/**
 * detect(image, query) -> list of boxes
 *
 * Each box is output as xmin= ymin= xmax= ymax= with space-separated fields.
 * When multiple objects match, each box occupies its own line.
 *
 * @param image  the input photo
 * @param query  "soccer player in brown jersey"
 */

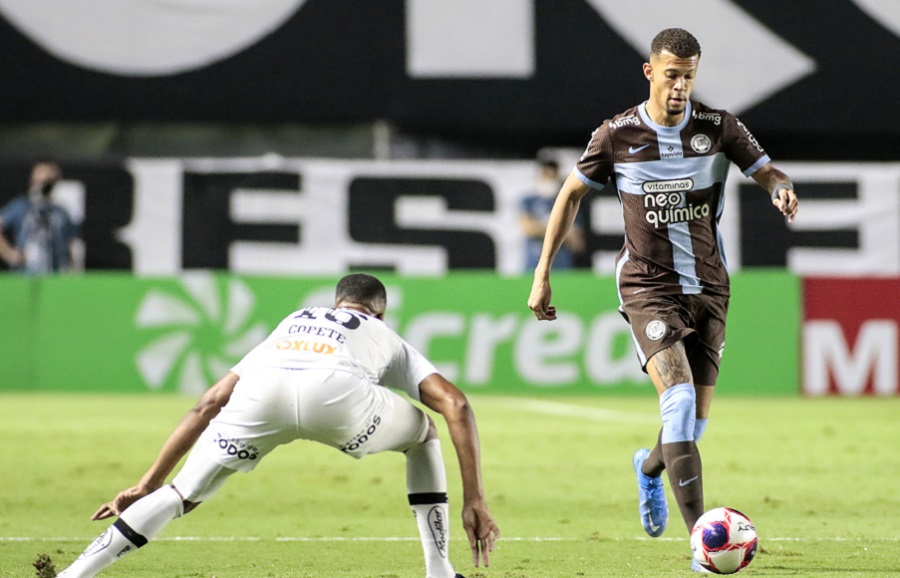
xmin=526 ymin=28 xmax=798 ymax=572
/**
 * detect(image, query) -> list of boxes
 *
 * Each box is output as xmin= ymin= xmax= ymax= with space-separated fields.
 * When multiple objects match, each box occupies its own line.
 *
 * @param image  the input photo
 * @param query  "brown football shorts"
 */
xmin=619 ymin=292 xmax=729 ymax=385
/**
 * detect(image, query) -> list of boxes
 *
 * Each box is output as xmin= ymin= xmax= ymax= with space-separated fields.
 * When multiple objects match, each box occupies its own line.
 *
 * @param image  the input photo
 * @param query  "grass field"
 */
xmin=1 ymin=392 xmax=898 ymax=577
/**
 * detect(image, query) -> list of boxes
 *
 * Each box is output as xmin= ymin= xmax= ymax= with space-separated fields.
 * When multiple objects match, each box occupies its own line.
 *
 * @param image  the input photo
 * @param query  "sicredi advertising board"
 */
xmin=1 ymin=272 xmax=798 ymax=395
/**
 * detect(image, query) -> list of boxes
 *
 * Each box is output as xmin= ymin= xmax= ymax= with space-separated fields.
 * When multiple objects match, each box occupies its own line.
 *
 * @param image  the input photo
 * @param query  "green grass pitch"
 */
xmin=1 ymin=392 xmax=898 ymax=577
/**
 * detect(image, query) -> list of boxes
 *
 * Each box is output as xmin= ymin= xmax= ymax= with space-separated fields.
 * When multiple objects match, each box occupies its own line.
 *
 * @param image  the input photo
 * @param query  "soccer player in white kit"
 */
xmin=55 ymin=273 xmax=499 ymax=578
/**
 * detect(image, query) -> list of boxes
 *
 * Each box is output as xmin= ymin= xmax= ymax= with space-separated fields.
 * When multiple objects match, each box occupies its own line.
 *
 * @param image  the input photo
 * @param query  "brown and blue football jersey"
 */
xmin=576 ymin=100 xmax=769 ymax=300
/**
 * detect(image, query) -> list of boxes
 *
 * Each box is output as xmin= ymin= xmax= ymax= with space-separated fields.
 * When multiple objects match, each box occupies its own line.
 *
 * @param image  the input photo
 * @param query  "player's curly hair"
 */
xmin=335 ymin=273 xmax=387 ymax=314
xmin=650 ymin=28 xmax=701 ymax=58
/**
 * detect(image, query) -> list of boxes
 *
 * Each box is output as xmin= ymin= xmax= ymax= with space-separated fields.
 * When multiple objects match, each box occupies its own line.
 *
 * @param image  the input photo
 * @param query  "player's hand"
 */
xmin=462 ymin=498 xmax=500 ymax=567
xmin=527 ymin=276 xmax=557 ymax=320
xmin=771 ymin=186 xmax=798 ymax=223
xmin=0 ymin=247 xmax=23 ymax=267
xmin=91 ymin=484 xmax=155 ymax=521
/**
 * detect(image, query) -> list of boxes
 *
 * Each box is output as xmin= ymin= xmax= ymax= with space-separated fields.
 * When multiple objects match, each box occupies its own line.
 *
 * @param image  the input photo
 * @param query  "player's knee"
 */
xmin=170 ymin=483 xmax=201 ymax=515
xmin=660 ymin=382 xmax=696 ymax=443
xmin=423 ymin=415 xmax=438 ymax=441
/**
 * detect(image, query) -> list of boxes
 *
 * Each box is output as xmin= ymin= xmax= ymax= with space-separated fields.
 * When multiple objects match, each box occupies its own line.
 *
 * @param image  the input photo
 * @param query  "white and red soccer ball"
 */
xmin=690 ymin=507 xmax=758 ymax=574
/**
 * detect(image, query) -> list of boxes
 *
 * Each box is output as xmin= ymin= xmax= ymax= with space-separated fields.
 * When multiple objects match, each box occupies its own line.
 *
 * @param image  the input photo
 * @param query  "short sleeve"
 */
xmin=229 ymin=326 xmax=281 ymax=377
xmin=380 ymin=341 xmax=438 ymax=401
xmin=722 ymin=113 xmax=770 ymax=176
xmin=575 ymin=125 xmax=613 ymax=190
xmin=230 ymin=358 xmax=246 ymax=377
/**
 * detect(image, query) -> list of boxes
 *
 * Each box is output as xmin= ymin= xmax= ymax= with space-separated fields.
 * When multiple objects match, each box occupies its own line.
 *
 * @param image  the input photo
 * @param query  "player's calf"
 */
xmin=406 ymin=438 xmax=457 ymax=578
xmin=57 ymin=485 xmax=184 ymax=578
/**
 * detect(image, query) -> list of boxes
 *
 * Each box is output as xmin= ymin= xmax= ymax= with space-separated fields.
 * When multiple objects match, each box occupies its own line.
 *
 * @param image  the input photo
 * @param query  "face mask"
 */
xmin=28 ymin=181 xmax=55 ymax=203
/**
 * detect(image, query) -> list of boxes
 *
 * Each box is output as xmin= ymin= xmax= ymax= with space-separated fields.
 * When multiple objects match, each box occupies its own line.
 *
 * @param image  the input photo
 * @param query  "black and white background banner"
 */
xmin=0 ymin=158 xmax=896 ymax=277
xmin=1 ymin=0 xmax=898 ymax=140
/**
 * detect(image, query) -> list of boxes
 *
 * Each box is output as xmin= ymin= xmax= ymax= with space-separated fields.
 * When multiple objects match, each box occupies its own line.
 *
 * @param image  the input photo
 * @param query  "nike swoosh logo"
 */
xmin=678 ymin=475 xmax=700 ymax=487
xmin=648 ymin=520 xmax=660 ymax=533
xmin=628 ymin=144 xmax=650 ymax=154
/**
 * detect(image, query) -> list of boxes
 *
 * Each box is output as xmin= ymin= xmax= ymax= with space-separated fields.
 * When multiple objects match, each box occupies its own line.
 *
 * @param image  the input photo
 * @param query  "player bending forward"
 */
xmin=54 ymin=273 xmax=499 ymax=578
xmin=527 ymin=28 xmax=798 ymax=573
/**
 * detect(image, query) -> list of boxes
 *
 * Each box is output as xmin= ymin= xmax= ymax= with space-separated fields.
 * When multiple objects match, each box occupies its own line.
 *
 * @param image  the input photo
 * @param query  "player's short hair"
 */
xmin=335 ymin=273 xmax=387 ymax=314
xmin=650 ymin=28 xmax=701 ymax=59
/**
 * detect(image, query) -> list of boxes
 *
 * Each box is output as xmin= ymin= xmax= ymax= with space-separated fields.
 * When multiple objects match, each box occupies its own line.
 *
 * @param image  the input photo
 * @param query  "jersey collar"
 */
xmin=638 ymin=100 xmax=693 ymax=134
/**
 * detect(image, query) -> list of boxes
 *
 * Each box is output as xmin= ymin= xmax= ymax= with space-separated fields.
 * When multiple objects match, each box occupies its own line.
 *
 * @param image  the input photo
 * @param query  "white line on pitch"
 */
xmin=1 ymin=536 xmax=563 ymax=543
xmin=502 ymin=398 xmax=658 ymax=423
xmin=4 ymin=536 xmax=897 ymax=543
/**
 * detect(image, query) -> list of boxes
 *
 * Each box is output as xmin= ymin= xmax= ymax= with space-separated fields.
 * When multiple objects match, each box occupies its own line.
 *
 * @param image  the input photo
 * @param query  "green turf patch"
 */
xmin=1 ymin=393 xmax=898 ymax=577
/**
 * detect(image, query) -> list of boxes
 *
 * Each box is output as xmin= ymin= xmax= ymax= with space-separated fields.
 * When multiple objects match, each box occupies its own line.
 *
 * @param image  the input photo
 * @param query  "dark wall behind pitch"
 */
xmin=1 ymin=1 xmax=897 ymax=160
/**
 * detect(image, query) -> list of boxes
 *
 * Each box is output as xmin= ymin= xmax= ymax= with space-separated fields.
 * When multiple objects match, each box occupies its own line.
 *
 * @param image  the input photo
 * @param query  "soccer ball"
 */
xmin=690 ymin=507 xmax=758 ymax=574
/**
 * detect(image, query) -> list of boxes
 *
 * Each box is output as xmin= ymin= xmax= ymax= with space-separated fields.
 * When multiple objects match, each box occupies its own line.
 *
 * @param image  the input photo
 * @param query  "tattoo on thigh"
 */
xmin=649 ymin=345 xmax=692 ymax=387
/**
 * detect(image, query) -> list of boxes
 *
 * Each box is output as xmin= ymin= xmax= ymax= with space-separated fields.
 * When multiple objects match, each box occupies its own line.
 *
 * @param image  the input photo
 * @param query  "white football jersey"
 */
xmin=230 ymin=306 xmax=436 ymax=401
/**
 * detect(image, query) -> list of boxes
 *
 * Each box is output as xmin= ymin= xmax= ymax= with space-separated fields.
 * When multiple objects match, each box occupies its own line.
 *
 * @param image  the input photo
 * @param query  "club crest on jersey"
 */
xmin=646 ymin=320 xmax=666 ymax=341
xmin=690 ymin=133 xmax=712 ymax=154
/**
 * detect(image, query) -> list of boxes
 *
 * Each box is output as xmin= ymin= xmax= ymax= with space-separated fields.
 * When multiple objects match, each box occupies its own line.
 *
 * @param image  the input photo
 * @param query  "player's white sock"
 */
xmin=406 ymin=439 xmax=455 ymax=578
xmin=58 ymin=485 xmax=184 ymax=578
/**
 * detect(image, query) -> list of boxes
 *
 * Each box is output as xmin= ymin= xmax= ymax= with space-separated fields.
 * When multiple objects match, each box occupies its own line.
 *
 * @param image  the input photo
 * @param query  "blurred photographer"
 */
xmin=0 ymin=160 xmax=78 ymax=274
xmin=519 ymin=158 xmax=585 ymax=272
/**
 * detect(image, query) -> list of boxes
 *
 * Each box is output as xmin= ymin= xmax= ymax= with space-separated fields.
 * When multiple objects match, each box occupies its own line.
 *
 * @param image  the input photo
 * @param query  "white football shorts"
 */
xmin=173 ymin=366 xmax=429 ymax=501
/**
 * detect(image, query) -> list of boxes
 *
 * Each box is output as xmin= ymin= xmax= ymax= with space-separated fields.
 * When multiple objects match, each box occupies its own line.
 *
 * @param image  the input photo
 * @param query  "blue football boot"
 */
xmin=632 ymin=448 xmax=668 ymax=537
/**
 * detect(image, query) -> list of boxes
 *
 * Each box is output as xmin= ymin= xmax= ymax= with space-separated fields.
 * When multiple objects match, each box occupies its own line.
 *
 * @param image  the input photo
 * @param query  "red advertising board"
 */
xmin=803 ymin=278 xmax=900 ymax=395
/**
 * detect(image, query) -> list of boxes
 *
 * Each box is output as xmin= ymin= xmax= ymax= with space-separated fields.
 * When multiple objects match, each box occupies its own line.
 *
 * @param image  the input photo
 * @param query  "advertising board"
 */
xmin=803 ymin=278 xmax=899 ymax=395
xmin=0 ymin=272 xmax=798 ymax=395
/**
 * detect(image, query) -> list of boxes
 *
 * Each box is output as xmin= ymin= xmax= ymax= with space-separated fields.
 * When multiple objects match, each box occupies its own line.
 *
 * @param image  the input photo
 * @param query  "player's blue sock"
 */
xmin=694 ymin=417 xmax=708 ymax=442
xmin=660 ymin=383 xmax=696 ymax=443
xmin=406 ymin=439 xmax=455 ymax=578
xmin=659 ymin=384 xmax=705 ymax=531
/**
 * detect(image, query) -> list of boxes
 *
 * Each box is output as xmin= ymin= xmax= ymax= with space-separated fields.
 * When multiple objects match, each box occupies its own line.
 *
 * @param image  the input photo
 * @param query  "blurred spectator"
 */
xmin=519 ymin=158 xmax=585 ymax=271
xmin=0 ymin=160 xmax=78 ymax=274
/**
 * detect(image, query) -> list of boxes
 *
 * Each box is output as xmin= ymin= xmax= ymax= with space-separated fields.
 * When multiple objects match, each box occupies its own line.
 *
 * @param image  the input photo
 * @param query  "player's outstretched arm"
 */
xmin=91 ymin=372 xmax=239 ymax=520
xmin=527 ymin=172 xmax=590 ymax=320
xmin=418 ymin=373 xmax=500 ymax=567
xmin=751 ymin=162 xmax=799 ymax=223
